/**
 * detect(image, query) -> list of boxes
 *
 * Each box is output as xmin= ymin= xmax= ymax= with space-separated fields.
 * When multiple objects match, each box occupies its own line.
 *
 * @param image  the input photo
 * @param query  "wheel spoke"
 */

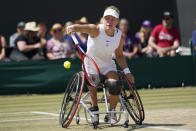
xmin=59 ymin=72 xmax=85 ymax=128
xmin=118 ymin=71 xmax=145 ymax=124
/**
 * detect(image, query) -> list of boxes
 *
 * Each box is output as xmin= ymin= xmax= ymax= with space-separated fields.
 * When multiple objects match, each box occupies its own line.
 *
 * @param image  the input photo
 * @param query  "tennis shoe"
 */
xmin=105 ymin=110 xmax=118 ymax=124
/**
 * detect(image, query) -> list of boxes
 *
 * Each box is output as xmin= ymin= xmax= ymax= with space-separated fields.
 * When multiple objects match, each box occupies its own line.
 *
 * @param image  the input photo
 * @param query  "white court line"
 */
xmin=31 ymin=111 xmax=59 ymax=117
xmin=32 ymin=111 xmax=191 ymax=131
xmin=0 ymin=112 xmax=30 ymax=115
xmin=0 ymin=118 xmax=58 ymax=123
xmin=32 ymin=111 xmax=95 ymax=122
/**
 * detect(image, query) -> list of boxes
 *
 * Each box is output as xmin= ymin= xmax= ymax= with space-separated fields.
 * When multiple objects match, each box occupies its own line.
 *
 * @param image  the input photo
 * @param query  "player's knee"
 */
xmin=105 ymin=80 xmax=122 ymax=95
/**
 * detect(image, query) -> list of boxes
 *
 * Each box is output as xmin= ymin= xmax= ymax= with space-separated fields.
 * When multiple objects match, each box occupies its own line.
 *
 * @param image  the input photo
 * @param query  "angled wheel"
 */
xmin=59 ymin=71 xmax=85 ymax=128
xmin=118 ymin=71 xmax=145 ymax=124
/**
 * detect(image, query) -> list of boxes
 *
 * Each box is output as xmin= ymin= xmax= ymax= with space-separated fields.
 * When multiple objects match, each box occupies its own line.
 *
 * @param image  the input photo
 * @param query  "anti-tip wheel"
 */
xmin=76 ymin=115 xmax=80 ymax=124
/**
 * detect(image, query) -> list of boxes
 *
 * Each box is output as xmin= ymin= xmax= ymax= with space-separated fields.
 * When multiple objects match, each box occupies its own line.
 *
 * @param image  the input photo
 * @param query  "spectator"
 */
xmin=37 ymin=22 xmax=51 ymax=40
xmin=64 ymin=21 xmax=74 ymax=44
xmin=64 ymin=21 xmax=73 ymax=36
xmin=149 ymin=11 xmax=181 ymax=57
xmin=73 ymin=17 xmax=89 ymax=52
xmin=0 ymin=35 xmax=6 ymax=61
xmin=136 ymin=20 xmax=153 ymax=57
xmin=37 ymin=22 xmax=51 ymax=58
xmin=119 ymin=18 xmax=139 ymax=59
xmin=10 ymin=21 xmax=45 ymax=61
xmin=192 ymin=21 xmax=196 ymax=55
xmin=9 ymin=21 xmax=25 ymax=48
xmin=46 ymin=23 xmax=75 ymax=60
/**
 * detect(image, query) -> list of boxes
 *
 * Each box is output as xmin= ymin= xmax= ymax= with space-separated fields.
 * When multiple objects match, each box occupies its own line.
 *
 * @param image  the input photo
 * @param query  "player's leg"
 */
xmin=87 ymin=84 xmax=99 ymax=126
xmin=104 ymin=71 xmax=122 ymax=123
xmin=87 ymin=84 xmax=98 ymax=108
xmin=105 ymin=71 xmax=121 ymax=110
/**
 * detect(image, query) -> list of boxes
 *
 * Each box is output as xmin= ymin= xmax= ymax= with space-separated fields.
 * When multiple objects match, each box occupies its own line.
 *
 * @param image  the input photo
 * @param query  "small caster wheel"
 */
xmin=76 ymin=115 xmax=80 ymax=124
xmin=93 ymin=123 xmax=98 ymax=129
xmin=123 ymin=121 xmax=129 ymax=128
xmin=136 ymin=121 xmax=142 ymax=125
xmin=104 ymin=115 xmax=109 ymax=122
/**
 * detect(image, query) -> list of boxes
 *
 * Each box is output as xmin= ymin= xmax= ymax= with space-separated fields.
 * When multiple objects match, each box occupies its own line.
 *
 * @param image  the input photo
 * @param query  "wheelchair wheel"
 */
xmin=59 ymin=71 xmax=85 ymax=128
xmin=118 ymin=71 xmax=145 ymax=124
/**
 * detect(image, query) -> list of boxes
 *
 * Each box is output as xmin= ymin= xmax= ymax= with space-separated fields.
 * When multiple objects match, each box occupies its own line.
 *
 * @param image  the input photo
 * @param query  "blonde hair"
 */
xmin=105 ymin=5 xmax=120 ymax=15
xmin=138 ymin=26 xmax=152 ymax=43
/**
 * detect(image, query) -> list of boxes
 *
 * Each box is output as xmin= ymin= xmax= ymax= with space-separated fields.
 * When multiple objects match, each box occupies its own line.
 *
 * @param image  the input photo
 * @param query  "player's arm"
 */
xmin=115 ymin=35 xmax=128 ymax=69
xmin=67 ymin=24 xmax=99 ymax=38
xmin=115 ymin=35 xmax=135 ymax=83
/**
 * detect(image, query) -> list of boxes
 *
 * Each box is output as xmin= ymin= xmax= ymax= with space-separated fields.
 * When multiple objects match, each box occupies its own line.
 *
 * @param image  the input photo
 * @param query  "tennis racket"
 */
xmin=71 ymin=34 xmax=101 ymax=87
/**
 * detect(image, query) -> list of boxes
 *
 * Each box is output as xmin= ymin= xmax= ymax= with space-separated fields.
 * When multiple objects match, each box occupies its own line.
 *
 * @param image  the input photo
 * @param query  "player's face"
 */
xmin=103 ymin=15 xmax=119 ymax=30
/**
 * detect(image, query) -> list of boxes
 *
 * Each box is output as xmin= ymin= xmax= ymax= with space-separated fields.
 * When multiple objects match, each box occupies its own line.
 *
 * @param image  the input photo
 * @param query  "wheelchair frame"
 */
xmin=59 ymin=70 xmax=144 ymax=129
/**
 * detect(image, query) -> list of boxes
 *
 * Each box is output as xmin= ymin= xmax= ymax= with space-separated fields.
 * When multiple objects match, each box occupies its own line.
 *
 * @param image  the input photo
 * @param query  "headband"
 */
xmin=103 ymin=9 xmax=119 ymax=18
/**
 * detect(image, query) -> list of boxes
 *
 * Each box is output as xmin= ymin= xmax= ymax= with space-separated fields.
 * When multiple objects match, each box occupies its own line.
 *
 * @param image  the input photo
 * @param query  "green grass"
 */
xmin=0 ymin=87 xmax=196 ymax=131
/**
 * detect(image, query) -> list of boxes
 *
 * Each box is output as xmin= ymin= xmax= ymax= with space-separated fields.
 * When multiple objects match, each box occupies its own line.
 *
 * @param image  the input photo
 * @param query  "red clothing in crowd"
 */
xmin=151 ymin=24 xmax=180 ymax=48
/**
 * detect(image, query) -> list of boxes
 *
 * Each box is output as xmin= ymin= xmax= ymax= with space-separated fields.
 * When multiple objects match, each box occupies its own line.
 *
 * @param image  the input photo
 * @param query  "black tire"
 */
xmin=59 ymin=72 xmax=84 ymax=128
xmin=118 ymin=71 xmax=145 ymax=124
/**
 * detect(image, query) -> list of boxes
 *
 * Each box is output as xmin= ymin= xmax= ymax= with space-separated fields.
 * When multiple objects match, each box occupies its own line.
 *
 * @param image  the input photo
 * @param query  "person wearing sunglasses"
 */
xmin=46 ymin=23 xmax=75 ymax=60
xmin=12 ymin=21 xmax=45 ymax=61
xmin=149 ymin=11 xmax=181 ymax=57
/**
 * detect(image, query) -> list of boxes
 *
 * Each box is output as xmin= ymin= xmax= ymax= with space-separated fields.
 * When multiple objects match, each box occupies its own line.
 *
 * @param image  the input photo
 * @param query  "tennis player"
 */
xmin=67 ymin=5 xmax=135 ymax=123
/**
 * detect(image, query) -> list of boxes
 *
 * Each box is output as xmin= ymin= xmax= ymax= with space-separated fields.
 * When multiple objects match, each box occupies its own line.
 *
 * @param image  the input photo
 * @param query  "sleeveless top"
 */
xmin=86 ymin=24 xmax=122 ymax=69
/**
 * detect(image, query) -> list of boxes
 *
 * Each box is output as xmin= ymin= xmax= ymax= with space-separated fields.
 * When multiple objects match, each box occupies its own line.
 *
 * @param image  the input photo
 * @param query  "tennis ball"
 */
xmin=64 ymin=61 xmax=71 ymax=69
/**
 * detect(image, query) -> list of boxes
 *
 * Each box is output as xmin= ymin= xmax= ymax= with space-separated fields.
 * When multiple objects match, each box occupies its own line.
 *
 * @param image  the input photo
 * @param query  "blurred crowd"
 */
xmin=1 ymin=11 xmax=195 ymax=62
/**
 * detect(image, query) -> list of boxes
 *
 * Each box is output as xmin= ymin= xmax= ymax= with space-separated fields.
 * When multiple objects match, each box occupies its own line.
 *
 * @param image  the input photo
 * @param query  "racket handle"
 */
xmin=71 ymin=35 xmax=79 ymax=45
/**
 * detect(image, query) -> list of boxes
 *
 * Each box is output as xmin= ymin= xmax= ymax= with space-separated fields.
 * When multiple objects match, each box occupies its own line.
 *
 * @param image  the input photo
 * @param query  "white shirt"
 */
xmin=86 ymin=24 xmax=122 ymax=72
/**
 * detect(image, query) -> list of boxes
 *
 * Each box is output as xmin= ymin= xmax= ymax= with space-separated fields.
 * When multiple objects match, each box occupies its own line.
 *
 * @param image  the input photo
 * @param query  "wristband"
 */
xmin=123 ymin=68 xmax=131 ymax=74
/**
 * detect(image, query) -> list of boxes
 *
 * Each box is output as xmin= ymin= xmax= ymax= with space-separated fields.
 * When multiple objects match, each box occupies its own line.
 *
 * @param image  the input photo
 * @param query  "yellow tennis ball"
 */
xmin=64 ymin=61 xmax=71 ymax=69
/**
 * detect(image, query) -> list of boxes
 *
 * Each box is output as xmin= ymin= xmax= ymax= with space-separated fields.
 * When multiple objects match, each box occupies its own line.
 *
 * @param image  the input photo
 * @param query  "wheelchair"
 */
xmin=59 ymin=70 xmax=145 ymax=129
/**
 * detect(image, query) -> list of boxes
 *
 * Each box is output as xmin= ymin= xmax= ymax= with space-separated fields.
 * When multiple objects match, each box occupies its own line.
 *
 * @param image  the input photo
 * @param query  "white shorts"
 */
xmin=100 ymin=62 xmax=117 ymax=75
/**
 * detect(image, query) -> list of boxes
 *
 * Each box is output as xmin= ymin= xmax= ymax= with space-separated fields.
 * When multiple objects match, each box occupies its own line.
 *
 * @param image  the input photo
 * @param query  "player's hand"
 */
xmin=66 ymin=25 xmax=76 ymax=36
xmin=126 ymin=73 xmax=135 ymax=83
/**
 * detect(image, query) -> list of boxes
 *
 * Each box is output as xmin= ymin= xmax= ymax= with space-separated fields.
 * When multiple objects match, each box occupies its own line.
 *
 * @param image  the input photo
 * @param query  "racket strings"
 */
xmin=84 ymin=56 xmax=100 ymax=86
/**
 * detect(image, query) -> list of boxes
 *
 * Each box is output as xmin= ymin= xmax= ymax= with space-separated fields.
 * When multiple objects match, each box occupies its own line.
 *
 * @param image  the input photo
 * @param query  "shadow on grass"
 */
xmin=126 ymin=123 xmax=186 ymax=131
xmin=88 ymin=123 xmax=186 ymax=130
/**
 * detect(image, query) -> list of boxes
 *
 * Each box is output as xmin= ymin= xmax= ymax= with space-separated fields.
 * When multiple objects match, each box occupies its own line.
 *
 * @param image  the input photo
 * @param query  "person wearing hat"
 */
xmin=10 ymin=21 xmax=45 ymax=61
xmin=119 ymin=18 xmax=140 ymax=59
xmin=136 ymin=20 xmax=153 ymax=57
xmin=9 ymin=21 xmax=25 ymax=48
xmin=46 ymin=23 xmax=75 ymax=60
xmin=149 ymin=11 xmax=181 ymax=57
xmin=67 ymin=5 xmax=135 ymax=123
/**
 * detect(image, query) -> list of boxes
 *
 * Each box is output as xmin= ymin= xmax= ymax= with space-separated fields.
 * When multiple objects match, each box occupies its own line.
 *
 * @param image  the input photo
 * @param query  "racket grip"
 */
xmin=71 ymin=35 xmax=79 ymax=45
